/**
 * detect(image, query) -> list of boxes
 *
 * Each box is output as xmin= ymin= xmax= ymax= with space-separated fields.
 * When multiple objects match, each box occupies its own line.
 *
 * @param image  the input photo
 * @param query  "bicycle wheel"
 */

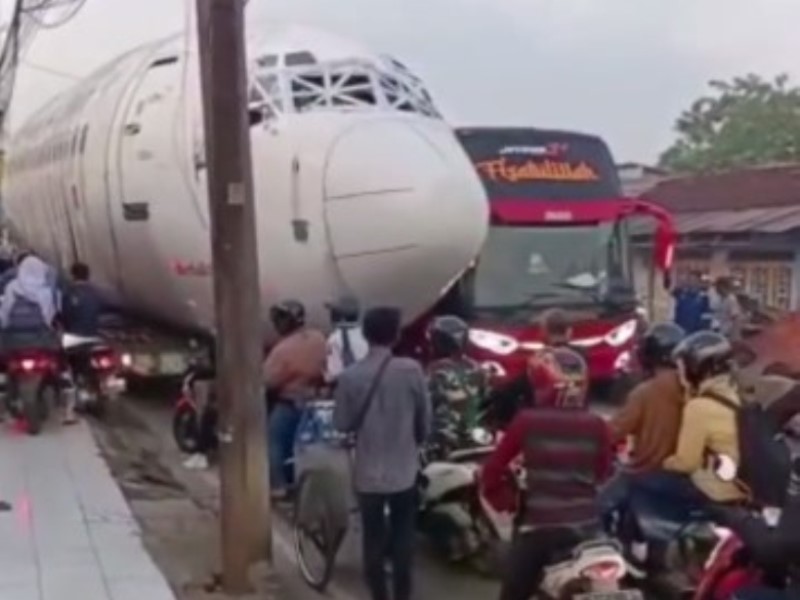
xmin=293 ymin=471 xmax=346 ymax=591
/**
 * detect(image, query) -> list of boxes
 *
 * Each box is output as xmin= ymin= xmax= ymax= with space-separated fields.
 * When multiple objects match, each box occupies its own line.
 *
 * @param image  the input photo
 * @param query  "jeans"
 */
xmin=598 ymin=470 xmax=634 ymax=516
xmin=626 ymin=470 xmax=709 ymax=543
xmin=630 ymin=470 xmax=709 ymax=511
xmin=734 ymin=586 xmax=797 ymax=600
xmin=268 ymin=401 xmax=301 ymax=491
xmin=499 ymin=528 xmax=582 ymax=600
xmin=358 ymin=487 xmax=417 ymax=600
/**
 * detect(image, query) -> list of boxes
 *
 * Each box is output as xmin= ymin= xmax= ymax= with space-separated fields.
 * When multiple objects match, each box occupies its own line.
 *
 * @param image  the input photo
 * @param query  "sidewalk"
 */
xmin=0 ymin=420 xmax=175 ymax=600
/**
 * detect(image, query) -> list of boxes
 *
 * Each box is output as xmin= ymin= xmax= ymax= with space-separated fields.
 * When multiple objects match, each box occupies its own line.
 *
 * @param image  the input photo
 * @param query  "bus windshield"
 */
xmin=465 ymin=223 xmax=635 ymax=320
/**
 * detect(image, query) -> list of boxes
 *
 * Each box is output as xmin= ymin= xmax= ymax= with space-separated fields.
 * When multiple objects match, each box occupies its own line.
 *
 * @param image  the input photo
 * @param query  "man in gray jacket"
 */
xmin=334 ymin=306 xmax=432 ymax=600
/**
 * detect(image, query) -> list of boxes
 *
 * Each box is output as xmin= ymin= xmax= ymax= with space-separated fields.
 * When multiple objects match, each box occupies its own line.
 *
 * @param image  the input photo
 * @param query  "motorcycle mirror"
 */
xmin=714 ymin=454 xmax=737 ymax=482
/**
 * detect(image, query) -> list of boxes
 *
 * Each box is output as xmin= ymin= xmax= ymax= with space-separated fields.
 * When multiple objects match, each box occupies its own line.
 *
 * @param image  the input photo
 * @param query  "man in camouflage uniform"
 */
xmin=426 ymin=315 xmax=489 ymax=452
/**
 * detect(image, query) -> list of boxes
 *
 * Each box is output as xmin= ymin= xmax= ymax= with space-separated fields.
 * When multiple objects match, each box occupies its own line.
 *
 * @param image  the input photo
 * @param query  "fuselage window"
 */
xmin=285 ymin=51 xmax=317 ymax=67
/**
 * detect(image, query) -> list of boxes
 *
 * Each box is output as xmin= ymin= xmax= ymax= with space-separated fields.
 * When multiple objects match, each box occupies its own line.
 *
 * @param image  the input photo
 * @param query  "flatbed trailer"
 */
xmin=98 ymin=312 xmax=211 ymax=382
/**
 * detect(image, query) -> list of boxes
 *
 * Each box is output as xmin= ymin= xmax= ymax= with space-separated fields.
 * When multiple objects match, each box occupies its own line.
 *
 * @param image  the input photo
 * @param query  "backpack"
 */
xmin=704 ymin=390 xmax=792 ymax=507
xmin=339 ymin=326 xmax=356 ymax=369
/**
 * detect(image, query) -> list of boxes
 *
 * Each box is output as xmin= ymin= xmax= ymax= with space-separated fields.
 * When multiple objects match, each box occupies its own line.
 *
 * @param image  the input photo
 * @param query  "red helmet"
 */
xmin=526 ymin=346 xmax=589 ymax=408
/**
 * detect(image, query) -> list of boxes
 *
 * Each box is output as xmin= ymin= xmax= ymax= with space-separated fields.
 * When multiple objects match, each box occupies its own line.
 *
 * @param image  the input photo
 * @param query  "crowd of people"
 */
xmin=245 ymin=283 xmax=800 ymax=600
xmin=7 ymin=246 xmax=794 ymax=600
xmin=672 ymin=269 xmax=745 ymax=340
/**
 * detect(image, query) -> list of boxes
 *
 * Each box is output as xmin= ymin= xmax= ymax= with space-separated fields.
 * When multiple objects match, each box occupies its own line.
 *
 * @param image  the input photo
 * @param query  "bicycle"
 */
xmin=292 ymin=399 xmax=355 ymax=591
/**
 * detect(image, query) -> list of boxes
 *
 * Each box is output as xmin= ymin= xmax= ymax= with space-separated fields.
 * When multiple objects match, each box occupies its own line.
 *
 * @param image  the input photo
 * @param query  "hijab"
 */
xmin=0 ymin=256 xmax=57 ymax=327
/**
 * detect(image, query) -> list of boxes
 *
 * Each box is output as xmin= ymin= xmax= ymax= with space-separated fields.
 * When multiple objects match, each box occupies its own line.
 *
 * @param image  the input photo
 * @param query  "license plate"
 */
xmin=159 ymin=353 xmax=186 ymax=375
xmin=575 ymin=590 xmax=643 ymax=600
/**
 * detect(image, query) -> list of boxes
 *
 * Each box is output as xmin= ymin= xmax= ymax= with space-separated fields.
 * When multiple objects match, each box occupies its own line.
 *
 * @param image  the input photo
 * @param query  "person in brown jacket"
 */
xmin=598 ymin=323 xmax=686 ymax=519
xmin=263 ymin=299 xmax=327 ymax=499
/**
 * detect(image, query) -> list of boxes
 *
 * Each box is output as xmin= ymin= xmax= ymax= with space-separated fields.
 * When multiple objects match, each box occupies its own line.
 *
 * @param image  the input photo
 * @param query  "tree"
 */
xmin=659 ymin=73 xmax=800 ymax=173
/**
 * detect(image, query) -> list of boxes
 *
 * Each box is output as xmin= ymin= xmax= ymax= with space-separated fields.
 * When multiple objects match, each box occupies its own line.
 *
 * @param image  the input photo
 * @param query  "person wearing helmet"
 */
xmin=263 ymin=299 xmax=326 ymax=499
xmin=487 ymin=308 xmax=580 ymax=429
xmin=325 ymin=295 xmax=368 ymax=383
xmin=426 ymin=315 xmax=489 ymax=451
xmin=598 ymin=323 xmax=687 ymax=551
xmin=481 ymin=346 xmax=613 ymax=600
xmin=610 ymin=323 xmax=687 ymax=469
xmin=627 ymin=331 xmax=747 ymax=528
xmin=660 ymin=331 xmax=746 ymax=503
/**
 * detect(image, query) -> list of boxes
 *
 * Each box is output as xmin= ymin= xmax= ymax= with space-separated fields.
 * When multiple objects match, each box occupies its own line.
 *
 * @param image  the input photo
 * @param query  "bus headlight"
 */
xmin=469 ymin=329 xmax=519 ymax=356
xmin=604 ymin=320 xmax=637 ymax=348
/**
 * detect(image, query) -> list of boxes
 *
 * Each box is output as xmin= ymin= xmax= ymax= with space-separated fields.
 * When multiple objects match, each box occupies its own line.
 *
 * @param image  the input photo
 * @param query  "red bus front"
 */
xmin=402 ymin=128 xmax=674 ymax=392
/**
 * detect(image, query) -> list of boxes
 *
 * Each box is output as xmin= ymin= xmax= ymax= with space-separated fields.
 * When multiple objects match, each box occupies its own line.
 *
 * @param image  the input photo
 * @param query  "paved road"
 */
xmin=114 ymin=392 xmax=622 ymax=600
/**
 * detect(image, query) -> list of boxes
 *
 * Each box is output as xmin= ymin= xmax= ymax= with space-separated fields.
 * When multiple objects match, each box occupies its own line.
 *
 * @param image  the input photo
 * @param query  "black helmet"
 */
xmin=637 ymin=323 xmax=686 ymax=373
xmin=327 ymin=296 xmax=360 ymax=324
xmin=270 ymin=299 xmax=306 ymax=336
xmin=672 ymin=331 xmax=734 ymax=388
xmin=427 ymin=315 xmax=469 ymax=359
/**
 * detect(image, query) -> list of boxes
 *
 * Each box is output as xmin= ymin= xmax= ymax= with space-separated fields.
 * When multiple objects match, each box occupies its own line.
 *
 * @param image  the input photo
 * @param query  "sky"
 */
xmin=3 ymin=0 xmax=800 ymax=163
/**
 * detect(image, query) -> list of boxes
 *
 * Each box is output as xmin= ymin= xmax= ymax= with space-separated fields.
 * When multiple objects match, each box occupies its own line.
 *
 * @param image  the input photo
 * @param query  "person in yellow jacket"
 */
xmin=663 ymin=330 xmax=747 ymax=504
xmin=626 ymin=331 xmax=746 ymax=526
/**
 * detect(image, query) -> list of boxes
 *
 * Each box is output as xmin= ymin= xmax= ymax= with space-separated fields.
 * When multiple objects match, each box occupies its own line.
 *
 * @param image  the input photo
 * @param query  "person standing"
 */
xmin=263 ymin=300 xmax=326 ymax=500
xmin=333 ymin=306 xmax=432 ymax=600
xmin=710 ymin=276 xmax=744 ymax=342
xmin=325 ymin=295 xmax=368 ymax=383
xmin=672 ymin=270 xmax=712 ymax=334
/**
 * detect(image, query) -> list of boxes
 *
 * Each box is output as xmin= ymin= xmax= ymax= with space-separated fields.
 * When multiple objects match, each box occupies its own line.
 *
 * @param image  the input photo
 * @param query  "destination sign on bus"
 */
xmin=457 ymin=128 xmax=622 ymax=201
xmin=476 ymin=157 xmax=600 ymax=184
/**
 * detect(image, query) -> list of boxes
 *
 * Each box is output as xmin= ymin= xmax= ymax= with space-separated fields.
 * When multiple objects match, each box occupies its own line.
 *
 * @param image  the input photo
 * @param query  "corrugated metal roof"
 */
xmin=644 ymin=164 xmax=800 ymax=212
xmin=674 ymin=207 xmax=800 ymax=234
xmin=631 ymin=206 xmax=800 ymax=235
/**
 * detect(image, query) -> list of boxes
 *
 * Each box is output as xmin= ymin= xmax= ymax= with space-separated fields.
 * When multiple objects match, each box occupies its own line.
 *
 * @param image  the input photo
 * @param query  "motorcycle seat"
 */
xmin=549 ymin=537 xmax=622 ymax=565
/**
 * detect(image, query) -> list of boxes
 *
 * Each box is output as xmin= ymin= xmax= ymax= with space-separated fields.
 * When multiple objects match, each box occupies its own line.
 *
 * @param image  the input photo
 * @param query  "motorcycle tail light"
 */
xmin=580 ymin=561 xmax=624 ymax=581
xmin=9 ymin=355 xmax=58 ymax=374
xmin=91 ymin=352 xmax=117 ymax=371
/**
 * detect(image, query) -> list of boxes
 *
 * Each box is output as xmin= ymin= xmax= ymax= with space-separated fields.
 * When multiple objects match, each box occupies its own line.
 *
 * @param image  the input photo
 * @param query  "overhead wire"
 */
xmin=0 ymin=0 xmax=89 ymax=132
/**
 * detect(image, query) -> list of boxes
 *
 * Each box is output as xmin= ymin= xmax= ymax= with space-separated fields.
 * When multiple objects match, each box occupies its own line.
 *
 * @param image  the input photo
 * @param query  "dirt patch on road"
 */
xmin=89 ymin=403 xmax=280 ymax=599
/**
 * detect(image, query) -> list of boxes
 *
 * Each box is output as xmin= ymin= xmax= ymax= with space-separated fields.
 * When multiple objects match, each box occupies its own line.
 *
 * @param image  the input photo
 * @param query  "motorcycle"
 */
xmin=62 ymin=334 xmax=125 ymax=417
xmin=172 ymin=367 xmax=215 ymax=454
xmin=606 ymin=455 xmax=748 ymax=597
xmin=540 ymin=539 xmax=639 ymax=600
xmin=692 ymin=525 xmax=763 ymax=600
xmin=5 ymin=347 xmax=61 ymax=435
xmin=475 ymin=446 xmax=638 ymax=597
xmin=418 ymin=426 xmax=509 ymax=573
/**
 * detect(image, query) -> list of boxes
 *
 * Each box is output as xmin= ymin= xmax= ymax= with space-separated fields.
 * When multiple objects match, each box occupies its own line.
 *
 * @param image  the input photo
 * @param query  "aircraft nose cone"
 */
xmin=323 ymin=118 xmax=488 ymax=321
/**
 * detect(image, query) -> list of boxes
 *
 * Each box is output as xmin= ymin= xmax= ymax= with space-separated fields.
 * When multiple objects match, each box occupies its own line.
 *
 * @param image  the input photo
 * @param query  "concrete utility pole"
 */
xmin=194 ymin=0 xmax=271 ymax=593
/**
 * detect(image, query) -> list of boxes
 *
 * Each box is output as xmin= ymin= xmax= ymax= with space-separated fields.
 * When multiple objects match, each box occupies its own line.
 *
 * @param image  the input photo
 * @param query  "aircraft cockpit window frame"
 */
xmin=247 ymin=56 xmax=441 ymax=119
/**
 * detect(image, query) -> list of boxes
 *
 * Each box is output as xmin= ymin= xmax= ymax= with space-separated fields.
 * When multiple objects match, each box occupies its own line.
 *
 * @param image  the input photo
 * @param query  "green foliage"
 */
xmin=659 ymin=74 xmax=800 ymax=173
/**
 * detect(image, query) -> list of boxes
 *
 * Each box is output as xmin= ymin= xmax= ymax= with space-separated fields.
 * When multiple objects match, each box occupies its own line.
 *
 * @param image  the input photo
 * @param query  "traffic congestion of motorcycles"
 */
xmin=170 ymin=299 xmax=800 ymax=600
xmin=0 ymin=241 xmax=797 ymax=600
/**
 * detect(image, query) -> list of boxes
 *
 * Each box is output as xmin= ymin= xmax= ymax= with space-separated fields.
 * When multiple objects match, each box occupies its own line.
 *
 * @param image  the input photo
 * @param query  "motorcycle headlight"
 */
xmin=471 ymin=427 xmax=494 ymax=446
xmin=604 ymin=319 xmax=637 ymax=348
xmin=469 ymin=329 xmax=519 ymax=356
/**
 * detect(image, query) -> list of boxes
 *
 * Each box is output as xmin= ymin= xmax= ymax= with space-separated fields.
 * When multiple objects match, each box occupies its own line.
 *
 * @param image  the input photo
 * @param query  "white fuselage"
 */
xmin=3 ymin=24 xmax=488 ymax=337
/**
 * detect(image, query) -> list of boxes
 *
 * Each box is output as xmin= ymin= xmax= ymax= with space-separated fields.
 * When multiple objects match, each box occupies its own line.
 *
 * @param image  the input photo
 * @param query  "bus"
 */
xmin=415 ymin=127 xmax=676 ymax=391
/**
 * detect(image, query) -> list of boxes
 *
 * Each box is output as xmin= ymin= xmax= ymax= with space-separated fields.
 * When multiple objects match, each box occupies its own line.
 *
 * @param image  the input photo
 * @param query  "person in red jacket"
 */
xmin=481 ymin=346 xmax=613 ymax=600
